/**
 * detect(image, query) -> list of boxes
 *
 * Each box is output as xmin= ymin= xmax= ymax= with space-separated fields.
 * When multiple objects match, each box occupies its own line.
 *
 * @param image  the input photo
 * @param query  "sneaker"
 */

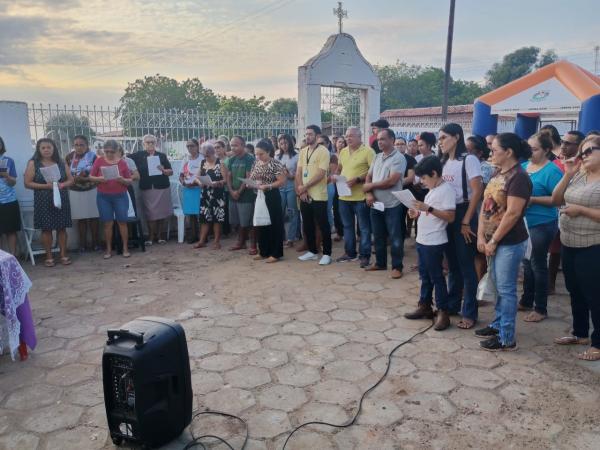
xmin=319 ymin=255 xmax=332 ymax=265
xmin=298 ymin=251 xmax=318 ymax=261
xmin=359 ymin=257 xmax=370 ymax=268
xmin=474 ymin=326 xmax=499 ymax=337
xmin=336 ymin=254 xmax=358 ymax=263
xmin=479 ymin=335 xmax=517 ymax=352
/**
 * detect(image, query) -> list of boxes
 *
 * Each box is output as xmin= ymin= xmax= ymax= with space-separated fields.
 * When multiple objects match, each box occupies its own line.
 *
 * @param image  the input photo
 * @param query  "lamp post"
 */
xmin=441 ymin=0 xmax=456 ymax=122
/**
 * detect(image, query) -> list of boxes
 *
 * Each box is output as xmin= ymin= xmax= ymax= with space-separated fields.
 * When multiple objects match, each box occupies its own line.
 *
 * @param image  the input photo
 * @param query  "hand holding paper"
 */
xmin=40 ymin=164 xmax=61 ymax=183
xmin=198 ymin=175 xmax=214 ymax=186
xmin=147 ymin=155 xmax=162 ymax=176
xmin=372 ymin=201 xmax=385 ymax=212
xmin=239 ymin=177 xmax=260 ymax=189
xmin=100 ymin=165 xmax=120 ymax=180
xmin=335 ymin=175 xmax=352 ymax=197
xmin=391 ymin=189 xmax=416 ymax=209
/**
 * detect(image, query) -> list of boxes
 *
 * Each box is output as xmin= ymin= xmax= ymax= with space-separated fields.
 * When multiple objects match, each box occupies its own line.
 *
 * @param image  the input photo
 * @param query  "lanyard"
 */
xmin=306 ymin=146 xmax=319 ymax=166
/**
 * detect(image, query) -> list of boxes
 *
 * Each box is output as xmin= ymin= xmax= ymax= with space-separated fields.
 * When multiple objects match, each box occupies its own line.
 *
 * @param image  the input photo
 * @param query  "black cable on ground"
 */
xmin=181 ymin=320 xmax=433 ymax=450
xmin=281 ymin=320 xmax=435 ymax=450
xmin=183 ymin=410 xmax=249 ymax=450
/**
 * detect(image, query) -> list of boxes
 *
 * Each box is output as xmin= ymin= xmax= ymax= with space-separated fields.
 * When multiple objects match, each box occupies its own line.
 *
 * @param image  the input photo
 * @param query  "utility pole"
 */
xmin=594 ymin=45 xmax=599 ymax=75
xmin=441 ymin=0 xmax=456 ymax=123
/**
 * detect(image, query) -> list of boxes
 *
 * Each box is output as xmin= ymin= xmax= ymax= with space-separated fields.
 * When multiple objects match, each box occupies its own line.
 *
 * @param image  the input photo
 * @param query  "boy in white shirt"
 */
xmin=404 ymin=156 xmax=456 ymax=330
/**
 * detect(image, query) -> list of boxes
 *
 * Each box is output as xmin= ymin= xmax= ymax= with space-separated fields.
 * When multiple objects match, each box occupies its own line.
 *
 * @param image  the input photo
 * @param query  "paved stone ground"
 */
xmin=1 ymin=235 xmax=599 ymax=450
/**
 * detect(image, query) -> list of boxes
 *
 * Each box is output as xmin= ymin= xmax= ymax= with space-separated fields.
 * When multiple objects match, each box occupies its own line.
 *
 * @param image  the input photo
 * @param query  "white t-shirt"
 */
xmin=442 ymin=154 xmax=482 ymax=204
xmin=416 ymin=181 xmax=456 ymax=246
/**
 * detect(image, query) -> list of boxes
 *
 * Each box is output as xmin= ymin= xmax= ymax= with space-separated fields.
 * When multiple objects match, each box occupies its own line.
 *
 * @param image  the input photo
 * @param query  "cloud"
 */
xmin=0 ymin=0 xmax=80 ymax=11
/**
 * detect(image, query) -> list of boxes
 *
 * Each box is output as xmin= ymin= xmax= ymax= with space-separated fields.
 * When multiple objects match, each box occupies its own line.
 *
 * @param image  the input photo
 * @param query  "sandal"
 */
xmin=457 ymin=318 xmax=476 ymax=329
xmin=122 ymin=252 xmax=131 ymax=258
xmin=157 ymin=239 xmax=167 ymax=245
xmin=554 ymin=335 xmax=590 ymax=345
xmin=248 ymin=247 xmax=258 ymax=256
xmin=193 ymin=242 xmax=207 ymax=249
xmin=518 ymin=303 xmax=533 ymax=312
xmin=60 ymin=257 xmax=72 ymax=265
xmin=524 ymin=311 xmax=547 ymax=322
xmin=144 ymin=240 xmax=153 ymax=246
xmin=103 ymin=253 xmax=112 ymax=259
xmin=577 ymin=347 xmax=600 ymax=361
xmin=265 ymin=256 xmax=279 ymax=263
xmin=253 ymin=255 xmax=265 ymax=261
xmin=44 ymin=259 xmax=55 ymax=267
xmin=229 ymin=244 xmax=246 ymax=251
xmin=212 ymin=243 xmax=221 ymax=250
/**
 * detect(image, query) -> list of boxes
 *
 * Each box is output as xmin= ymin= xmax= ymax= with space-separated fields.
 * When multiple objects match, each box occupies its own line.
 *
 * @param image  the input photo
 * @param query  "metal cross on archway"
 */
xmin=333 ymin=1 xmax=347 ymax=34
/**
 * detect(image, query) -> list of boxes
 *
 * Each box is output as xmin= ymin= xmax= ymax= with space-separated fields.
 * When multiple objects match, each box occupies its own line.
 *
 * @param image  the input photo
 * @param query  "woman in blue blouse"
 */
xmin=519 ymin=131 xmax=563 ymax=321
xmin=0 ymin=136 xmax=21 ymax=255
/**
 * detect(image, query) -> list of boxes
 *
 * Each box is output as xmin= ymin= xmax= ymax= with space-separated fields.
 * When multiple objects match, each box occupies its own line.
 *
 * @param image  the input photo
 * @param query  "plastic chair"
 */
xmin=167 ymin=180 xmax=185 ymax=243
xmin=19 ymin=203 xmax=60 ymax=266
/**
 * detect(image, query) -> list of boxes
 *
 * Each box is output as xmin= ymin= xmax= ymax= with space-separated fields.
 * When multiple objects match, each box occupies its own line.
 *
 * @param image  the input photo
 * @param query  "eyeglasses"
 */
xmin=186 ymin=145 xmax=197 ymax=148
xmin=560 ymin=139 xmax=578 ymax=146
xmin=104 ymin=150 xmax=116 ymax=154
xmin=580 ymin=147 xmax=600 ymax=158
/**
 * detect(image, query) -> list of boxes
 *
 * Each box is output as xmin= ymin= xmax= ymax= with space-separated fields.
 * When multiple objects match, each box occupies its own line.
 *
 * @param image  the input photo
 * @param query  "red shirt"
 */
xmin=90 ymin=158 xmax=131 ymax=194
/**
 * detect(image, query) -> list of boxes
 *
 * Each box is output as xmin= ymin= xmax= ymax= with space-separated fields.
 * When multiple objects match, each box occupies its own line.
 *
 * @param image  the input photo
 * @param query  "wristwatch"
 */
xmin=427 ymin=206 xmax=434 ymax=213
xmin=489 ymin=237 xmax=498 ymax=245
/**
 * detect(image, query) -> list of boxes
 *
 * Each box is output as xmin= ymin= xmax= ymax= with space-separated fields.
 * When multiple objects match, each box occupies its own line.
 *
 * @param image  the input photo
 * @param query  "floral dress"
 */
xmin=199 ymin=158 xmax=226 ymax=224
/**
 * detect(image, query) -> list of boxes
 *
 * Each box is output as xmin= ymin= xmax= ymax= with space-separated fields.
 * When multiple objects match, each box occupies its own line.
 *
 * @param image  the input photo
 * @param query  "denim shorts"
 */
xmin=96 ymin=191 xmax=129 ymax=222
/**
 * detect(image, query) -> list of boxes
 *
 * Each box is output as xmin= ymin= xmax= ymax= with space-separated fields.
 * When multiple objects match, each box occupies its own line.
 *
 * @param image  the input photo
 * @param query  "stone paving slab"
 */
xmin=0 ymin=235 xmax=599 ymax=449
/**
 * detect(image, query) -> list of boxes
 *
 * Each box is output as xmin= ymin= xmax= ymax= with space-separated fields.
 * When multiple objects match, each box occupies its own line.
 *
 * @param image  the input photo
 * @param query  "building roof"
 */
xmin=381 ymin=104 xmax=473 ymax=118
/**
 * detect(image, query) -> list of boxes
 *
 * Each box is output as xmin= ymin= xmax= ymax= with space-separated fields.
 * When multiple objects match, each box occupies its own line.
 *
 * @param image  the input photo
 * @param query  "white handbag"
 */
xmin=477 ymin=258 xmax=497 ymax=302
xmin=253 ymin=190 xmax=271 ymax=226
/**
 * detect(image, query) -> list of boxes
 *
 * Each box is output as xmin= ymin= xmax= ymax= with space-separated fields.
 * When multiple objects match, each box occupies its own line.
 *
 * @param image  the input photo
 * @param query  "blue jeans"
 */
xmin=97 ymin=191 xmax=129 ymax=222
xmin=417 ymin=243 xmax=448 ymax=310
xmin=327 ymin=183 xmax=335 ymax=229
xmin=446 ymin=203 xmax=479 ymax=321
xmin=489 ymin=241 xmax=528 ymax=346
xmin=520 ymin=220 xmax=558 ymax=314
xmin=280 ymin=183 xmax=298 ymax=242
xmin=370 ymin=205 xmax=404 ymax=270
xmin=339 ymin=199 xmax=371 ymax=259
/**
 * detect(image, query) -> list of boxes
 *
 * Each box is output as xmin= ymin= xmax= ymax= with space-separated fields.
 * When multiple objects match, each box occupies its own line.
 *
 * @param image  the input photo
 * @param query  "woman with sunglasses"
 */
xmin=180 ymin=139 xmax=203 ymax=243
xmin=552 ymin=135 xmax=600 ymax=361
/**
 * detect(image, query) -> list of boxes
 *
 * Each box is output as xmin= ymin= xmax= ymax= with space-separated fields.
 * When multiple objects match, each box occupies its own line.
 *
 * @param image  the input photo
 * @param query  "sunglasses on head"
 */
xmin=580 ymin=146 xmax=600 ymax=158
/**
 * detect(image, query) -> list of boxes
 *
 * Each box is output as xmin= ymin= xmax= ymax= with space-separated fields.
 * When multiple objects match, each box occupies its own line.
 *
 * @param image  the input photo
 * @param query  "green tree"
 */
xmin=485 ymin=47 xmax=558 ymax=89
xmin=45 ymin=113 xmax=95 ymax=155
xmin=268 ymin=98 xmax=298 ymax=115
xmin=118 ymin=74 xmax=219 ymax=113
xmin=217 ymin=96 xmax=270 ymax=114
xmin=375 ymin=62 xmax=487 ymax=111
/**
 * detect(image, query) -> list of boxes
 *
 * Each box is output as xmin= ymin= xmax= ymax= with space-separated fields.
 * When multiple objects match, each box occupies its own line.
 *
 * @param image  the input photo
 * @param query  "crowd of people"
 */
xmin=0 ymin=122 xmax=599 ymax=360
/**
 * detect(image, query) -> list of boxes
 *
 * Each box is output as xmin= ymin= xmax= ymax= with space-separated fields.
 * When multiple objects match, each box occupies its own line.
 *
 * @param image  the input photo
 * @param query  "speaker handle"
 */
xmin=107 ymin=329 xmax=145 ymax=349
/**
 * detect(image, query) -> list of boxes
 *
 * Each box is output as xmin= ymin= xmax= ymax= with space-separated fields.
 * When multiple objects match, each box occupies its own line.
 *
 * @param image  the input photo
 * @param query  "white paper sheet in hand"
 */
xmin=373 ymin=202 xmax=385 ymax=211
xmin=239 ymin=177 xmax=260 ymax=189
xmin=391 ymin=189 xmax=416 ymax=208
xmin=40 ymin=164 xmax=61 ymax=183
xmin=147 ymin=155 xmax=162 ymax=176
xmin=100 ymin=165 xmax=120 ymax=180
xmin=198 ymin=175 xmax=213 ymax=186
xmin=0 ymin=159 xmax=7 ymax=170
xmin=335 ymin=175 xmax=352 ymax=197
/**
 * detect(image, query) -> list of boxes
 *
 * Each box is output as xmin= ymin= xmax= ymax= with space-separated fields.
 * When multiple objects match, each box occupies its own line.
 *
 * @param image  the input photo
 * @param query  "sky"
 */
xmin=0 ymin=0 xmax=598 ymax=107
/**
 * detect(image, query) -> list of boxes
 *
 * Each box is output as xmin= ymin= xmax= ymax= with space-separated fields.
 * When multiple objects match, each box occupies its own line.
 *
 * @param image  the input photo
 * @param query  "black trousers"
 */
xmin=563 ymin=244 xmax=600 ymax=348
xmin=257 ymin=189 xmax=284 ymax=258
xmin=300 ymin=200 xmax=332 ymax=256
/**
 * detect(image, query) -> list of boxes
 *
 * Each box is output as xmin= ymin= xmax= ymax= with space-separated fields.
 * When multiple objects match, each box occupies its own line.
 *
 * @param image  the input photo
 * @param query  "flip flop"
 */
xmin=144 ymin=240 xmax=153 ymax=246
xmin=248 ymin=248 xmax=258 ymax=256
xmin=44 ymin=259 xmax=55 ymax=267
xmin=193 ymin=242 xmax=207 ymax=249
xmin=122 ymin=252 xmax=131 ymax=258
xmin=577 ymin=347 xmax=600 ymax=361
xmin=265 ymin=256 xmax=279 ymax=263
xmin=229 ymin=244 xmax=246 ymax=251
xmin=60 ymin=257 xmax=72 ymax=265
xmin=457 ymin=319 xmax=476 ymax=329
xmin=554 ymin=335 xmax=590 ymax=345
xmin=103 ymin=253 xmax=112 ymax=259
xmin=524 ymin=311 xmax=547 ymax=322
xmin=158 ymin=239 xmax=167 ymax=245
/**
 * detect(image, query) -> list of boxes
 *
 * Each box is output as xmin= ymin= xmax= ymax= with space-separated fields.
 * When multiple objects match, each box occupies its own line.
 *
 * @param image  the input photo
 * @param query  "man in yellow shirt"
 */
xmin=335 ymin=126 xmax=375 ymax=267
xmin=295 ymin=125 xmax=332 ymax=265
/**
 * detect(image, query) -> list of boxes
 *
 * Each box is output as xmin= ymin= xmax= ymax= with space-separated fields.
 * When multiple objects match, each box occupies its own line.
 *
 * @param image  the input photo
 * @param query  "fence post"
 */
xmin=0 ymin=101 xmax=34 ymax=205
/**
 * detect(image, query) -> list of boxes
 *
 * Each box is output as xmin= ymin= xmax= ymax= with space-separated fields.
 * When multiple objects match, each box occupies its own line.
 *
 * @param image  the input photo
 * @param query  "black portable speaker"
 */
xmin=102 ymin=316 xmax=193 ymax=448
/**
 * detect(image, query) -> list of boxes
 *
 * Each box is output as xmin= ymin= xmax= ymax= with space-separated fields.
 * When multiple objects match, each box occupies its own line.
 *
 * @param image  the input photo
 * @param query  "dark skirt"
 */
xmin=0 ymin=201 xmax=21 ymax=233
xmin=33 ymin=189 xmax=72 ymax=231
xmin=257 ymin=189 xmax=284 ymax=258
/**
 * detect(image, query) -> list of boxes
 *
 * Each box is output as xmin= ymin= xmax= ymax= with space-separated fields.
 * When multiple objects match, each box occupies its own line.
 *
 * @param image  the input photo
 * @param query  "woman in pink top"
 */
xmin=89 ymin=140 xmax=132 ymax=258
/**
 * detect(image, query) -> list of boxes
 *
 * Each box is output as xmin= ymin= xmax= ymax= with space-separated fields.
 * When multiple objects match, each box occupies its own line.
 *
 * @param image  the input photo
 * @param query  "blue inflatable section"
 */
xmin=514 ymin=114 xmax=539 ymax=139
xmin=472 ymin=101 xmax=498 ymax=137
xmin=579 ymin=94 xmax=600 ymax=134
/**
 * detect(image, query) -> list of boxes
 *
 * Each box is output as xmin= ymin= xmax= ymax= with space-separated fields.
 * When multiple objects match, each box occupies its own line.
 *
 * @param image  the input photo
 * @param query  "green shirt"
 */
xmin=226 ymin=153 xmax=256 ymax=203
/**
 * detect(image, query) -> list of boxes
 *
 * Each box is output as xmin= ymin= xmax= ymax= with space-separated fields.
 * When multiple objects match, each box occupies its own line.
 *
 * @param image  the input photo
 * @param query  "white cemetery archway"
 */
xmin=297 ymin=32 xmax=381 ymax=140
